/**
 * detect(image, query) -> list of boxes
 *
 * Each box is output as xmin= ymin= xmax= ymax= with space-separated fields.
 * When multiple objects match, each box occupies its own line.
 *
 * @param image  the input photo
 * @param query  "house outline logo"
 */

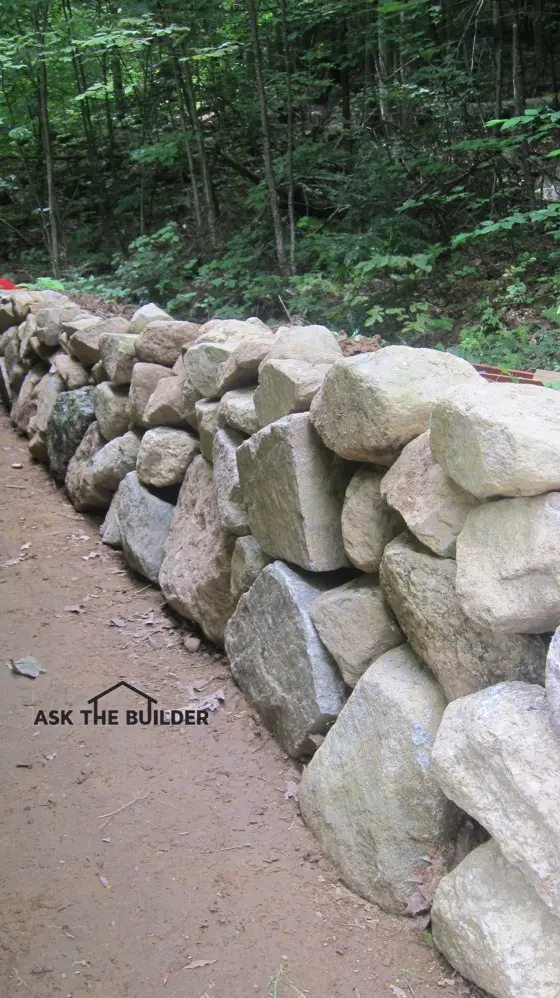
xmin=33 ymin=679 xmax=210 ymax=728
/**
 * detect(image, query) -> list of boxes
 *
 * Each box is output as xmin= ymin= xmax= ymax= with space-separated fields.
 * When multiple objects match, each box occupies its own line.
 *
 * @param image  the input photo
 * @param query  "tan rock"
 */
xmin=341 ymin=468 xmax=402 ymax=572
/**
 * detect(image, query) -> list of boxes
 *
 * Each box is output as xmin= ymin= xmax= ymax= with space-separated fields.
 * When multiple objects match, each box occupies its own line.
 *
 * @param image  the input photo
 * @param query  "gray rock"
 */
xmin=432 ymin=681 xmax=560 ymax=917
xmin=114 ymin=471 xmax=175 ymax=583
xmin=159 ymin=455 xmax=237 ymax=645
xmin=29 ymin=372 xmax=65 ymax=437
xmin=310 ymin=576 xmax=404 ymax=687
xmin=341 ymin=467 xmax=403 ymax=572
xmin=128 ymin=362 xmax=172 ymax=427
xmin=236 ymin=413 xmax=351 ymax=572
xmin=225 ymin=561 xmax=345 ymax=757
xmin=100 ymin=494 xmax=122 ymax=548
xmin=261 ymin=324 xmax=343 ymax=365
xmin=99 ymin=332 xmax=139 ymax=384
xmin=230 ymin=535 xmax=272 ymax=602
xmin=93 ymin=382 xmax=130 ymax=440
xmin=380 ymin=533 xmax=546 ymax=701
xmin=215 ymin=337 xmax=274 ymax=393
xmin=50 ymin=351 xmax=90 ymax=389
xmin=136 ymin=427 xmax=200 ymax=487
xmin=69 ymin=315 xmax=130 ymax=367
xmin=135 ymin=319 xmax=200 ymax=366
xmin=196 ymin=317 xmax=270 ymax=343
xmin=10 ymin=366 xmax=43 ymax=435
xmin=144 ymin=373 xmax=189 ymax=428
xmin=432 ymin=839 xmax=560 ymax=998
xmin=456 ymin=493 xmax=560 ymax=634
xmin=60 ymin=309 xmax=100 ymax=337
xmin=218 ymin=388 xmax=259 ymax=435
xmin=0 ymin=358 xmax=12 ymax=409
xmin=212 ymin=428 xmax=250 ymax=535
xmin=430 ymin=380 xmax=560 ymax=498
xmin=0 ymin=299 xmax=17 ymax=333
xmin=90 ymin=360 xmax=108 ymax=384
xmin=299 ymin=645 xmax=459 ymax=913
xmin=254 ymin=359 xmax=332 ymax=427
xmin=546 ymin=628 xmax=560 ymax=735
xmin=65 ymin=422 xmax=113 ymax=511
xmin=310 ymin=346 xmax=480 ymax=465
xmin=91 ymin=430 xmax=142 ymax=492
xmin=46 ymin=387 xmax=96 ymax=481
xmin=184 ymin=341 xmax=240 ymax=398
xmin=195 ymin=399 xmax=221 ymax=462
xmin=129 ymin=302 xmax=172 ymax=333
xmin=381 ymin=431 xmax=478 ymax=557
xmin=182 ymin=368 xmax=204 ymax=429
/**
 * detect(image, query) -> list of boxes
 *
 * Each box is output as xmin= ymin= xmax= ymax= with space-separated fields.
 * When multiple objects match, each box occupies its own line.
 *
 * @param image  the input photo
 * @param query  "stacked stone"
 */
xmin=2 ymin=287 xmax=560 ymax=998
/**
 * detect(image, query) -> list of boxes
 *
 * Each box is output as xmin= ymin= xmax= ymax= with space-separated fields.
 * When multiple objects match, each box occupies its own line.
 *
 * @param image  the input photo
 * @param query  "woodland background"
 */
xmin=1 ymin=0 xmax=560 ymax=369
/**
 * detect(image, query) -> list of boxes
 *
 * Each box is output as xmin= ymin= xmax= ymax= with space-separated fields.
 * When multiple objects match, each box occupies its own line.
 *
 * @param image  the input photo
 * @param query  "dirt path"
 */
xmin=0 ymin=411 xmax=474 ymax=998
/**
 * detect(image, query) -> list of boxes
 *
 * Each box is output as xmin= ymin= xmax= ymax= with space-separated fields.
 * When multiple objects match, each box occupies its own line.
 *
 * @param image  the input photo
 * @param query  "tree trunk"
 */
xmin=32 ymin=10 xmax=61 ymax=276
xmin=246 ymin=0 xmax=288 ymax=276
xmin=181 ymin=60 xmax=218 ymax=247
xmin=512 ymin=2 xmax=536 ymax=209
xmin=280 ymin=0 xmax=296 ymax=274
xmin=377 ymin=1 xmax=392 ymax=139
xmin=169 ymin=49 xmax=203 ymax=235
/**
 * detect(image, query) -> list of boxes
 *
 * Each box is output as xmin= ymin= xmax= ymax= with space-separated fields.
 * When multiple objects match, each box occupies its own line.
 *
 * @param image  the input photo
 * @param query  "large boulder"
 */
xmin=69 ymin=315 xmax=130 ymax=367
xmin=224 ymin=561 xmax=345 ymax=757
xmin=261 ymin=324 xmax=342 ymax=365
xmin=196 ymin=317 xmax=270 ymax=343
xmin=50 ymin=351 xmax=90 ymax=390
xmin=254 ymin=359 xmax=332 ymax=427
xmin=341 ymin=468 xmax=403 ymax=572
xmin=184 ymin=341 xmax=246 ymax=398
xmin=430 ymin=380 xmax=560 ymax=498
xmin=310 ymin=576 xmax=404 ymax=687
xmin=99 ymin=332 xmax=139 ymax=384
xmin=159 ymin=455 xmax=237 ymax=645
xmin=93 ymin=382 xmax=129 ymax=440
xmin=195 ymin=399 xmax=220 ymax=462
xmin=215 ymin=336 xmax=274 ymax=394
xmin=46 ymin=387 xmax=96 ymax=481
xmin=299 ymin=645 xmax=459 ymax=913
xmin=27 ymin=372 xmax=65 ymax=461
xmin=236 ymin=413 xmax=351 ymax=572
xmin=91 ymin=430 xmax=142 ymax=493
xmin=310 ymin=346 xmax=480 ymax=465
xmin=143 ymin=373 xmax=189 ymax=428
xmin=182 ymin=368 xmax=204 ymax=429
xmin=381 ymin=431 xmax=478 ymax=557
xmin=113 ymin=471 xmax=175 ymax=583
xmin=10 ymin=366 xmax=43 ymax=435
xmin=230 ymin=535 xmax=272 ymax=602
xmin=65 ymin=423 xmax=112 ymax=510
xmin=129 ymin=302 xmax=172 ymax=333
xmin=456 ymin=492 xmax=560 ymax=633
xmin=432 ymin=681 xmax=560 ymax=917
xmin=212 ymin=428 xmax=250 ymax=536
xmin=432 ymin=839 xmax=560 ymax=998
xmin=546 ymin=628 xmax=560 ymax=735
xmin=380 ymin=534 xmax=546 ymax=701
xmin=135 ymin=319 xmax=200 ymax=366
xmin=217 ymin=387 xmax=259 ymax=436
xmin=127 ymin=362 xmax=172 ymax=427
xmin=136 ymin=427 xmax=199 ymax=487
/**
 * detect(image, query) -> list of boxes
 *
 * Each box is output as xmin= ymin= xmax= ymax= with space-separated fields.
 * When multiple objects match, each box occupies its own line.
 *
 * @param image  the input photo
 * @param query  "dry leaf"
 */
xmin=11 ymin=462 xmax=23 ymax=469
xmin=20 ymin=542 xmax=31 ymax=550
xmin=162 ymin=971 xmax=169 ymax=986
xmin=184 ymin=959 xmax=217 ymax=970
xmin=389 ymin=987 xmax=407 ymax=998
xmin=64 ymin=604 xmax=86 ymax=614
xmin=284 ymin=780 xmax=299 ymax=801
xmin=99 ymin=874 xmax=111 ymax=889
xmin=109 ymin=618 xmax=127 ymax=628
xmin=82 ymin=551 xmax=100 ymax=561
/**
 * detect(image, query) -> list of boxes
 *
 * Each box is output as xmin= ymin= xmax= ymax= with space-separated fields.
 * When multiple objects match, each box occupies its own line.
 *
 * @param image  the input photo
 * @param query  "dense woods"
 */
xmin=1 ymin=0 xmax=560 ymax=368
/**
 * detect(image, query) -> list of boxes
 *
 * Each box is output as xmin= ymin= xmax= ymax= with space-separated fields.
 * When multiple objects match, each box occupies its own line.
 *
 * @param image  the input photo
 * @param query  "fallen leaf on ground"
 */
xmin=389 ymin=987 xmax=407 ymax=998
xmin=11 ymin=462 xmax=23 ymax=469
xmin=98 ymin=874 xmax=111 ymax=889
xmin=64 ymin=605 xmax=86 ymax=614
xmin=8 ymin=656 xmax=46 ymax=679
xmin=20 ymin=542 xmax=31 ymax=550
xmin=109 ymin=618 xmax=127 ymax=628
xmin=284 ymin=780 xmax=299 ymax=801
xmin=82 ymin=551 xmax=100 ymax=561
xmin=162 ymin=971 xmax=169 ymax=986
xmin=184 ymin=960 xmax=217 ymax=970
xmin=190 ymin=689 xmax=225 ymax=712
xmin=3 ymin=552 xmax=34 ymax=567
xmin=44 ymin=753 xmax=56 ymax=761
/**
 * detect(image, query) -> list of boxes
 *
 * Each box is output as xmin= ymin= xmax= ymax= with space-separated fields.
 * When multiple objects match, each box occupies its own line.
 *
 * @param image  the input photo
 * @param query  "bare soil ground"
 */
xmin=0 ymin=411 xmax=479 ymax=998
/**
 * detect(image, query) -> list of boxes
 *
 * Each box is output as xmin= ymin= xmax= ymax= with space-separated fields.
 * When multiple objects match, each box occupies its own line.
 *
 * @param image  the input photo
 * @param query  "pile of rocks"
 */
xmin=2 ymin=286 xmax=559 ymax=998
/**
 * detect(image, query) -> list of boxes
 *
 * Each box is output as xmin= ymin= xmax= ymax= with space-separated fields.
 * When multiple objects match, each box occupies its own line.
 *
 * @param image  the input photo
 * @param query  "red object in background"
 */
xmin=0 ymin=278 xmax=20 ymax=290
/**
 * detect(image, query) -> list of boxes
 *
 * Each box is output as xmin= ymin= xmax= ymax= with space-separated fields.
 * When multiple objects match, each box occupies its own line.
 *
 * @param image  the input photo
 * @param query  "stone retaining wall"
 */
xmin=2 ymin=287 xmax=560 ymax=998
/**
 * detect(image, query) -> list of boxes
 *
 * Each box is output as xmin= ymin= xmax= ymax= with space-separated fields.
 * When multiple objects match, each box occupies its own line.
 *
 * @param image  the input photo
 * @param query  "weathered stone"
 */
xmin=100 ymin=493 xmax=122 ymax=548
xmin=215 ymin=337 xmax=274 ymax=394
xmin=114 ymin=471 xmax=175 ymax=583
xmin=127 ymin=362 xmax=172 ymax=427
xmin=310 ymin=577 xmax=404 ymax=687
xmin=159 ymin=455 xmax=237 ymax=645
xmin=93 ymin=382 xmax=130 ymax=440
xmin=69 ymin=315 xmax=129 ymax=367
xmin=311 ymin=346 xmax=480 ymax=465
xmin=90 ymin=360 xmax=107 ymax=384
xmin=380 ymin=533 xmax=546 ymax=701
xmin=91 ymin=430 xmax=142 ymax=493
xmin=299 ymin=644 xmax=459 ymax=912
xmin=18 ymin=313 xmax=38 ymax=359
xmin=0 ymin=358 xmax=12 ymax=409
xmin=65 ymin=423 xmax=113 ymax=511
xmin=546 ymin=628 xmax=560 ymax=735
xmin=237 ymin=413 xmax=351 ymax=572
xmin=0 ymin=299 xmax=17 ymax=333
xmin=28 ymin=431 xmax=47 ymax=462
xmin=230 ymin=535 xmax=272 ymax=602
xmin=136 ymin=319 xmax=200 ymax=366
xmin=46 ymin=387 xmax=96 ymax=481
xmin=144 ymin=373 xmax=189 ymax=428
xmin=195 ymin=399 xmax=220 ymax=462
xmin=430 ymin=380 xmax=560 ymax=498
xmin=218 ymin=388 xmax=259 ymax=435
xmin=184 ymin=341 xmax=239 ymax=398
xmin=129 ymin=302 xmax=172 ymax=333
xmin=136 ymin=427 xmax=200 ymax=487
xmin=196 ymin=317 xmax=270 ymax=343
xmin=380 ymin=431 xmax=478 ymax=557
xmin=0 ymin=325 xmax=18 ymax=355
xmin=254 ymin=359 xmax=332 ymax=427
xmin=432 ymin=681 xmax=560 ymax=918
xmin=432 ymin=839 xmax=560 ymax=998
xmin=456 ymin=492 xmax=560 ymax=633
xmin=60 ymin=309 xmax=100 ymax=337
xmin=10 ymin=366 xmax=43 ymax=435
xmin=212 ymin=428 xmax=250 ymax=536
xmin=4 ymin=335 xmax=28 ymax=391
xmin=182 ymin=369 xmax=204 ymax=429
xmin=225 ymin=561 xmax=345 ymax=757
xmin=27 ymin=372 xmax=65 ymax=462
xmin=50 ymin=351 xmax=90 ymax=389
xmin=261 ymin=324 xmax=343 ymax=365
xmin=34 ymin=307 xmax=66 ymax=346
xmin=99 ymin=332 xmax=139 ymax=385
xmin=341 ymin=468 xmax=403 ymax=572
